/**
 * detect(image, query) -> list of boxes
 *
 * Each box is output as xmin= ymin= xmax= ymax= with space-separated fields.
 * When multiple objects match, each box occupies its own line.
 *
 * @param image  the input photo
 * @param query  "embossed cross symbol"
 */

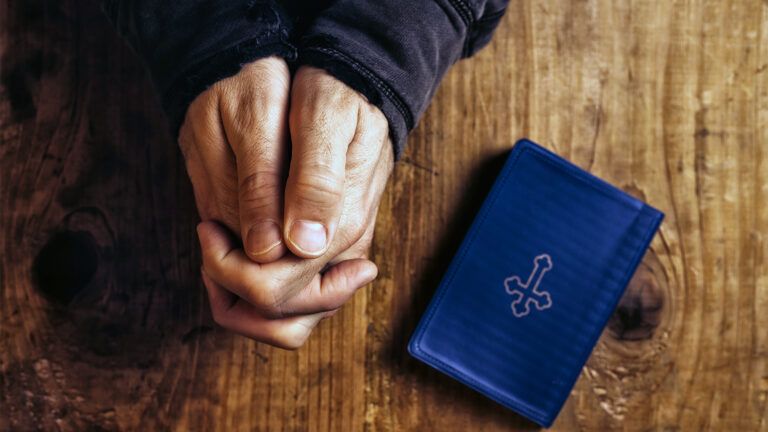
xmin=504 ymin=254 xmax=554 ymax=317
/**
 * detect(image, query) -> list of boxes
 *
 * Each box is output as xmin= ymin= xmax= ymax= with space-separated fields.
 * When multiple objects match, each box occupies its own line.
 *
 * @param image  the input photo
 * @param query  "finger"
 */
xmin=180 ymin=142 xmax=218 ymax=221
xmin=185 ymin=93 xmax=241 ymax=232
xmin=322 ymin=104 xmax=392 ymax=257
xmin=198 ymin=221 xmax=278 ymax=314
xmin=220 ymin=81 xmax=290 ymax=264
xmin=277 ymin=258 xmax=378 ymax=315
xmin=198 ymin=220 xmax=376 ymax=316
xmin=202 ymin=271 xmax=323 ymax=350
xmin=284 ymin=69 xmax=358 ymax=258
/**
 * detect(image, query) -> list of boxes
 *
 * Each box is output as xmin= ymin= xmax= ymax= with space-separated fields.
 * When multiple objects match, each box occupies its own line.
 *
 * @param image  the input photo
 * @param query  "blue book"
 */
xmin=408 ymin=139 xmax=663 ymax=427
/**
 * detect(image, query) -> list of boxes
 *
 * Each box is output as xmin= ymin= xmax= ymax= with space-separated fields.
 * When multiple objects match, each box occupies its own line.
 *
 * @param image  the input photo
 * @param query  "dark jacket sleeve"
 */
xmin=99 ymin=0 xmax=297 ymax=136
xmin=297 ymin=0 xmax=508 ymax=158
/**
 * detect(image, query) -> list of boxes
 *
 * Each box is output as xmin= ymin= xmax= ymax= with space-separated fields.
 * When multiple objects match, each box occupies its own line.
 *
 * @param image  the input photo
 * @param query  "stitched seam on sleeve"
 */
xmin=444 ymin=0 xmax=474 ymax=25
xmin=304 ymin=46 xmax=415 ymax=129
xmin=441 ymin=0 xmax=475 ymax=57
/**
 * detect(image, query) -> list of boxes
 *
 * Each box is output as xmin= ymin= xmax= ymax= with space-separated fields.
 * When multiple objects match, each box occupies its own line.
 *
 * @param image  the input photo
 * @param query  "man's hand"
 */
xmin=282 ymin=67 xmax=394 ymax=259
xmin=193 ymin=65 xmax=394 ymax=348
xmin=179 ymin=58 xmax=383 ymax=348
xmin=179 ymin=57 xmax=291 ymax=263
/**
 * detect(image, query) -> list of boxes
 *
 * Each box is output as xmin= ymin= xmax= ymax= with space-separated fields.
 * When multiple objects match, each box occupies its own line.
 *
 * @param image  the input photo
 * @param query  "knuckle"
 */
xmin=245 ymin=59 xmax=290 ymax=88
xmin=344 ymin=152 xmax=370 ymax=174
xmin=239 ymin=171 xmax=282 ymax=210
xmin=292 ymin=172 xmax=343 ymax=208
xmin=273 ymin=327 xmax=310 ymax=350
xmin=242 ymin=277 xmax=283 ymax=317
xmin=240 ymin=169 xmax=281 ymax=192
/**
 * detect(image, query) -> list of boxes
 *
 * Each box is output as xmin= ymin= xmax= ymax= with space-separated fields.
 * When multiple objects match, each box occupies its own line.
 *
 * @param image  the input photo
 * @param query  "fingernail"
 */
xmin=288 ymin=220 xmax=327 ymax=254
xmin=247 ymin=221 xmax=282 ymax=257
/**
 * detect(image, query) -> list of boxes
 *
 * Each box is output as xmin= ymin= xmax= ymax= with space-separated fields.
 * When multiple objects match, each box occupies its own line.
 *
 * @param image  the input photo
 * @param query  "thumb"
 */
xmin=277 ymin=258 xmax=378 ymax=315
xmin=284 ymin=67 xmax=359 ymax=258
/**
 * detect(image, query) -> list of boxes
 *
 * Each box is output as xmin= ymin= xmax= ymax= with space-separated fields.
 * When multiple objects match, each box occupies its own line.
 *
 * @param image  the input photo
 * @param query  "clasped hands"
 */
xmin=179 ymin=57 xmax=393 ymax=349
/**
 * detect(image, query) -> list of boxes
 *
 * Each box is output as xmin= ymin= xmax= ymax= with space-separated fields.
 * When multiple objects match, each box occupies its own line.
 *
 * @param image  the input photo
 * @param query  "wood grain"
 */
xmin=1 ymin=0 xmax=766 ymax=430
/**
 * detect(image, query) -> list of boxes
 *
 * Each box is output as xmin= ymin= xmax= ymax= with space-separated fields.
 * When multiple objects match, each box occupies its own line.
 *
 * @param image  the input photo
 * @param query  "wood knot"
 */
xmin=32 ymin=230 xmax=98 ymax=303
xmin=607 ymin=263 xmax=665 ymax=341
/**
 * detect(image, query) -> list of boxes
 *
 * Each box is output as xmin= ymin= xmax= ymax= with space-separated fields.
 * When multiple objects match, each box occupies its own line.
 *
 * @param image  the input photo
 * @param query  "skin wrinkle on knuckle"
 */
xmin=239 ymin=170 xmax=281 ymax=203
xmin=292 ymin=172 xmax=344 ymax=208
xmin=344 ymin=148 xmax=377 ymax=176
xmin=239 ymin=193 xmax=280 ymax=219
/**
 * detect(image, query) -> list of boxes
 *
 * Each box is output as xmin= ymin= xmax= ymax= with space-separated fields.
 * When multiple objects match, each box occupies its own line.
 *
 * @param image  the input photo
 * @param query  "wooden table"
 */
xmin=1 ymin=1 xmax=766 ymax=430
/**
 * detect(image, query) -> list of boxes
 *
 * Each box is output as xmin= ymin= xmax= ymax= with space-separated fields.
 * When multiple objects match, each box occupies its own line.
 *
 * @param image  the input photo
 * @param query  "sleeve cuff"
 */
xmin=295 ymin=0 xmax=472 ymax=159
xmin=163 ymin=33 xmax=296 ymax=138
xmin=298 ymin=46 xmax=410 ymax=160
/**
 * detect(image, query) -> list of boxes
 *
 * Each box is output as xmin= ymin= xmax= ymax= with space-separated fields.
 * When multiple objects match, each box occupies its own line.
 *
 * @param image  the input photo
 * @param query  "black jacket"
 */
xmin=100 ymin=0 xmax=508 ymax=158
